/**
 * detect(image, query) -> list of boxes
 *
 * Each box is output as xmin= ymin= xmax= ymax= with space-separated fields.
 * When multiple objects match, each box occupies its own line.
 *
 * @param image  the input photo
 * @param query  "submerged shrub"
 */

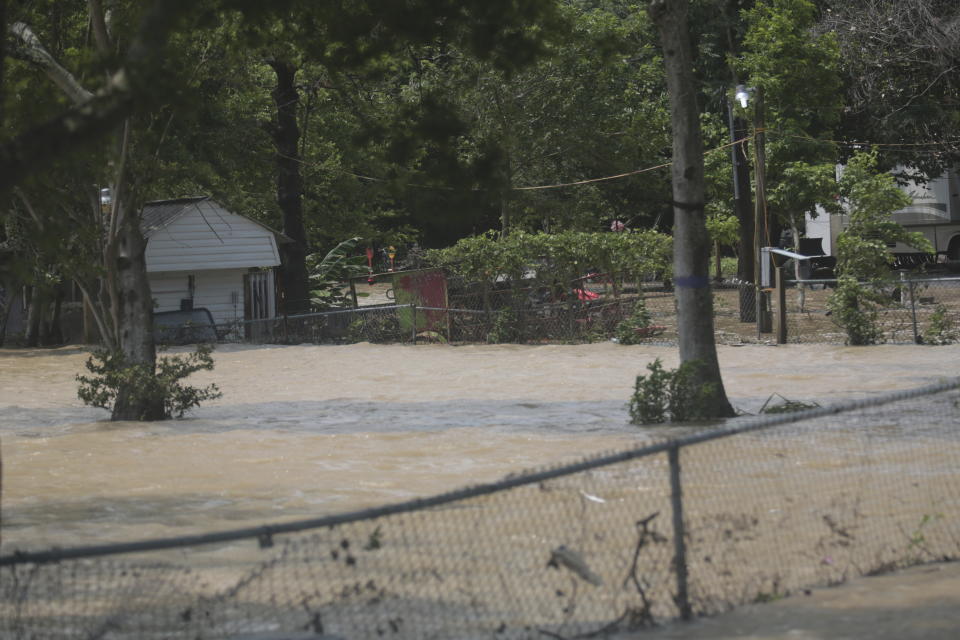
xmin=629 ymin=358 xmax=719 ymax=424
xmin=923 ymin=303 xmax=959 ymax=345
xmin=614 ymin=298 xmax=654 ymax=345
xmin=77 ymin=344 xmax=222 ymax=420
xmin=827 ymin=277 xmax=885 ymax=346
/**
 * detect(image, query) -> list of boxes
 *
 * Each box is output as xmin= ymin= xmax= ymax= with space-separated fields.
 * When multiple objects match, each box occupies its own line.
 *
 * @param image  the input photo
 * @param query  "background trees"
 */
xmin=3 ymin=0 xmax=953 ymax=356
xmin=818 ymin=0 xmax=960 ymax=173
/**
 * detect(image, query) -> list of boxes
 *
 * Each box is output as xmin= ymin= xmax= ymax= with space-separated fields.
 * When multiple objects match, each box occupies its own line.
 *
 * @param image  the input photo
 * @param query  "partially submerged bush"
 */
xmin=923 ymin=303 xmax=959 ymax=345
xmin=826 ymin=277 xmax=886 ymax=346
xmin=77 ymin=344 xmax=222 ymax=420
xmin=614 ymin=298 xmax=654 ymax=345
xmin=827 ymin=150 xmax=931 ymax=345
xmin=629 ymin=358 xmax=720 ymax=424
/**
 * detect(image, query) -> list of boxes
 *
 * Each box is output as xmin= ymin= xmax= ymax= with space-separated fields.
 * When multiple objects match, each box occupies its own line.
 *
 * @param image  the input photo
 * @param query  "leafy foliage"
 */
xmin=628 ymin=358 xmax=672 ymax=424
xmin=628 ymin=358 xmax=721 ymax=425
xmin=737 ymin=0 xmax=843 ymax=236
xmin=77 ymin=345 xmax=222 ymax=420
xmin=486 ymin=307 xmax=523 ymax=345
xmin=614 ymin=298 xmax=655 ymax=345
xmin=826 ymin=150 xmax=933 ymax=345
xmin=426 ymin=230 xmax=672 ymax=288
xmin=923 ymin=304 xmax=959 ymax=345
xmin=819 ymin=0 xmax=960 ymax=173
xmin=827 ymin=279 xmax=886 ymax=346
xmin=307 ymin=237 xmax=369 ymax=309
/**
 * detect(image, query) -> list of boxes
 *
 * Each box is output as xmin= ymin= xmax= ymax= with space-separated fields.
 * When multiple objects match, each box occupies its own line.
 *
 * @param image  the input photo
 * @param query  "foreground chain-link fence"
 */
xmin=203 ymin=273 xmax=960 ymax=347
xmin=3 ymin=378 xmax=959 ymax=639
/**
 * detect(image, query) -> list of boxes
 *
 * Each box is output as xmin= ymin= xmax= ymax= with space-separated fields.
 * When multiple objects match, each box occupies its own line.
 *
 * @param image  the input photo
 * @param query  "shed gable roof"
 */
xmin=142 ymin=197 xmax=283 ymax=273
xmin=141 ymin=196 xmax=211 ymax=237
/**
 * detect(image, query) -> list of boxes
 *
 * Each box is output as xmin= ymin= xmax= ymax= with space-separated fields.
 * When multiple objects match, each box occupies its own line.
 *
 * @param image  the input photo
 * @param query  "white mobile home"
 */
xmin=142 ymin=197 xmax=282 ymax=329
xmin=807 ymin=167 xmax=960 ymax=265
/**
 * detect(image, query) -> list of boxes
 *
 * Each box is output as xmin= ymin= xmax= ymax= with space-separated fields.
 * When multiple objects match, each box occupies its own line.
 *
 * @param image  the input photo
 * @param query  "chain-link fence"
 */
xmin=782 ymin=276 xmax=960 ymax=344
xmin=3 ymin=378 xmax=959 ymax=639
xmin=214 ymin=305 xmax=416 ymax=345
xmin=189 ymin=272 xmax=960 ymax=348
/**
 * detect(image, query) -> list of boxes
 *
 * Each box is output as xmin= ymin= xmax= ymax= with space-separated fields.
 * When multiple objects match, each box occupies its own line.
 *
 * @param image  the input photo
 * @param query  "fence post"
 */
xmin=411 ymin=303 xmax=417 ymax=344
xmin=668 ymin=444 xmax=692 ymax=620
xmin=349 ymin=278 xmax=359 ymax=308
xmin=908 ymin=275 xmax=920 ymax=344
xmin=775 ymin=266 xmax=787 ymax=344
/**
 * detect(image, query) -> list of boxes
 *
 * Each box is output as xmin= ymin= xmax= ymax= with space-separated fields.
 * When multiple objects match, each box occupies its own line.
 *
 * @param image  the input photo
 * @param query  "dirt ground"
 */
xmin=625 ymin=561 xmax=960 ymax=640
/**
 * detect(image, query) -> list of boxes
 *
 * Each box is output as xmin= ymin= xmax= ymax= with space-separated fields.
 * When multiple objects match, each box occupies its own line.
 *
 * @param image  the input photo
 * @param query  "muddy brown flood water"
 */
xmin=1 ymin=341 xmax=958 ymax=553
xmin=2 ymin=343 xmax=960 ymax=640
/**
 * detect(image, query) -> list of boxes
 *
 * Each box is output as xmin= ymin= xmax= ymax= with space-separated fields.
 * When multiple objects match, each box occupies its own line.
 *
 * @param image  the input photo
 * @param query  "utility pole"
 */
xmin=728 ymin=98 xmax=754 ymax=321
xmin=752 ymin=87 xmax=771 ymax=336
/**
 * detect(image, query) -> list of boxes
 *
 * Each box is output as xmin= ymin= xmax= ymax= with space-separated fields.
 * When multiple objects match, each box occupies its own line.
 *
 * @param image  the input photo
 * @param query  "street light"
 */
xmin=728 ymin=87 xmax=753 ymax=322
xmin=734 ymin=84 xmax=751 ymax=109
xmin=100 ymin=187 xmax=112 ymax=216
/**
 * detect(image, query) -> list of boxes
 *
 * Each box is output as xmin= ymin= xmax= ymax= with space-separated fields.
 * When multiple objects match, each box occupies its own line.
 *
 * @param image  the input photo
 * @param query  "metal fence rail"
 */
xmin=783 ymin=276 xmax=960 ymax=344
xmin=3 ymin=378 xmax=959 ymax=639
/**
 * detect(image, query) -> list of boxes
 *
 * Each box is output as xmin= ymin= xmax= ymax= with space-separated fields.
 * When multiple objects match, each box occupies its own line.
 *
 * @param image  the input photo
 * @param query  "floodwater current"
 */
xmin=1 ymin=341 xmax=958 ymax=555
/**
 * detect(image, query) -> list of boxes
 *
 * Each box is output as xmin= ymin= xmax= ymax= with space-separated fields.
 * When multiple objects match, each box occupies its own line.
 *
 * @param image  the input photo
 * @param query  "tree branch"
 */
xmin=9 ymin=22 xmax=94 ymax=104
xmin=0 ymin=0 xmax=195 ymax=194
xmin=0 ymin=89 xmax=134 ymax=192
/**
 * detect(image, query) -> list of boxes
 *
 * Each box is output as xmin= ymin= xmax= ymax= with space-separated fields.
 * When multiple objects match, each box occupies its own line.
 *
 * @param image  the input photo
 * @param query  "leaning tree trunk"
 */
xmin=108 ymin=203 xmax=163 ymax=421
xmin=649 ymin=0 xmax=734 ymax=418
xmin=269 ymin=59 xmax=311 ymax=315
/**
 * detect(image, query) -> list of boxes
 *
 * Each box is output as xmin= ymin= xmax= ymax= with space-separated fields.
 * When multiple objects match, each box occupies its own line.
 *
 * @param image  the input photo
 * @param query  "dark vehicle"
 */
xmin=153 ymin=308 xmax=219 ymax=345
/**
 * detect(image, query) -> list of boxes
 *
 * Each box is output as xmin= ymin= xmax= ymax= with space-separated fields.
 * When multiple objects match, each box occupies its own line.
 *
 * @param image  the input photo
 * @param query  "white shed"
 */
xmin=141 ymin=197 xmax=282 ymax=329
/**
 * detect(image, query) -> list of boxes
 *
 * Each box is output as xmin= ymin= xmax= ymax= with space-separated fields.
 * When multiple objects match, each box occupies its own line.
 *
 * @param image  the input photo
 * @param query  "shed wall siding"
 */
xmin=150 ymin=269 xmax=257 ymax=326
xmin=145 ymin=200 xmax=281 ymax=273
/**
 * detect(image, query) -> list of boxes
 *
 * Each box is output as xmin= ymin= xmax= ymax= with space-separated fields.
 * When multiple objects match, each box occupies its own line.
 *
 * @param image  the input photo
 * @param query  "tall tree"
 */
xmin=648 ymin=0 xmax=734 ymax=417
xmin=737 ymin=0 xmax=842 ymax=247
xmin=228 ymin=0 xmax=565 ymax=301
xmin=818 ymin=0 xmax=960 ymax=174
xmin=7 ymin=2 xmax=166 ymax=419
xmin=267 ymin=58 xmax=311 ymax=313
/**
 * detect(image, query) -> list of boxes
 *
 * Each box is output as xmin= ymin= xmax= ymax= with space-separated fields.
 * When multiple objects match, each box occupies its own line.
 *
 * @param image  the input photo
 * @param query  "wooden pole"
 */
xmin=775 ymin=265 xmax=787 ymax=344
xmin=349 ymin=278 xmax=358 ymax=308
xmin=753 ymin=88 xmax=772 ymax=336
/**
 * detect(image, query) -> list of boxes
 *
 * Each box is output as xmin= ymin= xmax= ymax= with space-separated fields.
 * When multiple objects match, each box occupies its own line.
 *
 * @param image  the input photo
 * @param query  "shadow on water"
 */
xmin=3 ymin=398 xmax=650 ymax=436
xmin=1 ymin=399 xmax=747 ymax=443
xmin=0 ymin=346 xmax=91 ymax=358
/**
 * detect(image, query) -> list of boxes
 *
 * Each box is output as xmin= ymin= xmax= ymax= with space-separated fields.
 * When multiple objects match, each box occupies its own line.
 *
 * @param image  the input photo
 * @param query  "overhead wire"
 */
xmin=283 ymin=130 xmax=958 ymax=195
xmin=292 ymin=136 xmax=750 ymax=193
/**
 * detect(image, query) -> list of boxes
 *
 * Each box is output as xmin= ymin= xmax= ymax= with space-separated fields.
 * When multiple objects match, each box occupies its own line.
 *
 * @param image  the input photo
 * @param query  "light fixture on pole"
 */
xmin=734 ymin=84 xmax=751 ymax=109
xmin=100 ymin=187 xmax=112 ymax=216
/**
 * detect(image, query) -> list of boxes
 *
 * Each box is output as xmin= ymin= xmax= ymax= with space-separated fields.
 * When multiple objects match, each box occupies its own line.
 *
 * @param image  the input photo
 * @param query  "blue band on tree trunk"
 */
xmin=674 ymin=275 xmax=711 ymax=289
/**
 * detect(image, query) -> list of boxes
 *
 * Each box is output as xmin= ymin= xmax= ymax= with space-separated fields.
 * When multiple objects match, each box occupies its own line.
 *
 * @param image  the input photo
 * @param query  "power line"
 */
xmin=287 ymin=131 xmax=959 ymax=195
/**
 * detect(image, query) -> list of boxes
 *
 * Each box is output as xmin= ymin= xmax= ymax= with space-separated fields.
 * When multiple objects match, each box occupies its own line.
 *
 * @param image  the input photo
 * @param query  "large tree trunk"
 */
xmin=269 ymin=59 xmax=310 ymax=315
xmin=108 ymin=203 xmax=163 ymax=421
xmin=23 ymin=285 xmax=43 ymax=347
xmin=649 ymin=0 xmax=734 ymax=418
